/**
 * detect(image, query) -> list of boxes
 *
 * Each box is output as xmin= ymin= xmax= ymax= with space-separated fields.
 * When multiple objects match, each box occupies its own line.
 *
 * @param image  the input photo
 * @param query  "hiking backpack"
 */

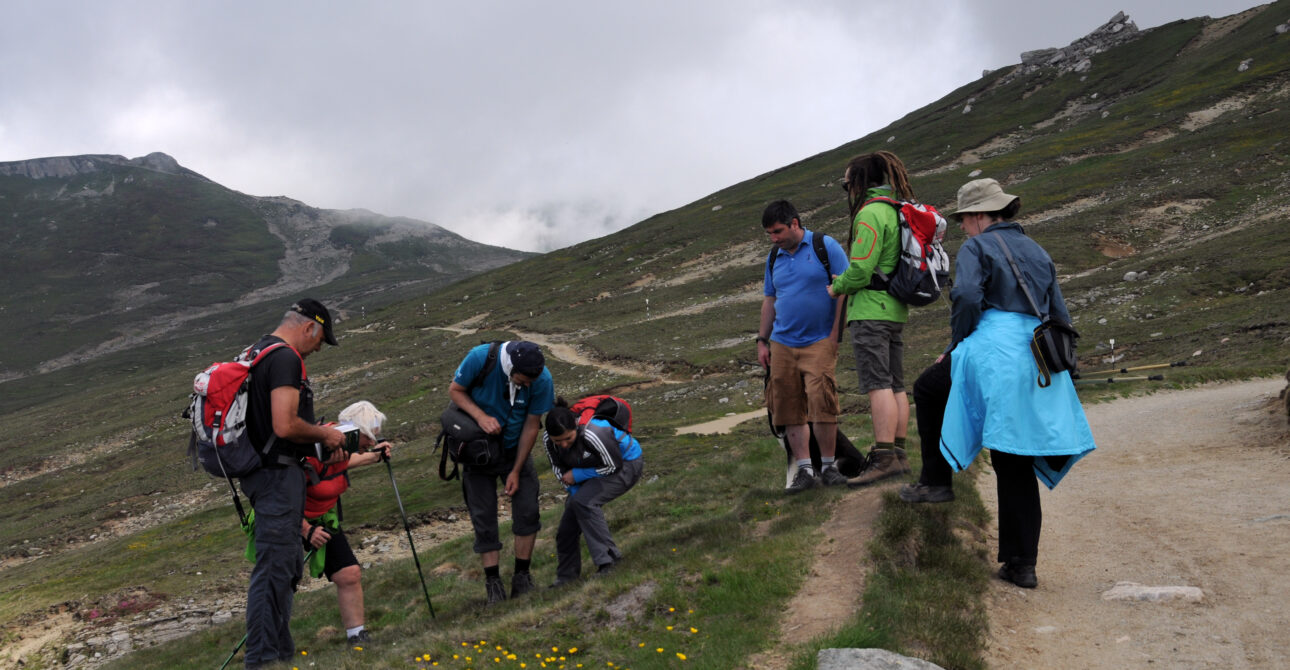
xmin=570 ymin=394 xmax=633 ymax=433
xmin=185 ymin=341 xmax=303 ymax=480
xmin=436 ymin=341 xmax=503 ymax=481
xmin=861 ymin=196 xmax=951 ymax=307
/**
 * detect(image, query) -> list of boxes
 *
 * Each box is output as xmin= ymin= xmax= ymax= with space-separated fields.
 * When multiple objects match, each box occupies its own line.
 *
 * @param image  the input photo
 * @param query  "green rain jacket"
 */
xmin=830 ymin=186 xmax=909 ymax=324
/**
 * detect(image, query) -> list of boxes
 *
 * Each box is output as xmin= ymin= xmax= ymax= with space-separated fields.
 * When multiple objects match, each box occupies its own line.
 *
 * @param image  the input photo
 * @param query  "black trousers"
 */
xmin=912 ymin=353 xmax=1041 ymax=567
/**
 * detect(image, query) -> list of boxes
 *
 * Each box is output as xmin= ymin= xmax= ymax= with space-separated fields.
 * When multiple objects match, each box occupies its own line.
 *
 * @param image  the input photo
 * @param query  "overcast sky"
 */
xmin=0 ymin=1 xmax=1265 ymax=252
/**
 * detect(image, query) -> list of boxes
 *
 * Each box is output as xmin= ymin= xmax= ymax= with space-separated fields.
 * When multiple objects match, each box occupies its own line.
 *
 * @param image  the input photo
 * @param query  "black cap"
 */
xmin=508 ymin=341 xmax=545 ymax=378
xmin=291 ymin=298 xmax=338 ymax=346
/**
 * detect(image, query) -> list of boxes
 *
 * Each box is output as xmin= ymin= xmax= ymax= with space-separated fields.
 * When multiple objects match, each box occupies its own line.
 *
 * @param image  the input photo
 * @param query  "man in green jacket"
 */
xmin=829 ymin=151 xmax=915 ymax=486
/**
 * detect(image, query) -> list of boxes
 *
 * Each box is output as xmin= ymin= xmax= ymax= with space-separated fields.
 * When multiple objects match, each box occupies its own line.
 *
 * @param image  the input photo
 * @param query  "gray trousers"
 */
xmin=241 ymin=464 xmax=306 ymax=667
xmin=556 ymin=458 xmax=643 ymax=580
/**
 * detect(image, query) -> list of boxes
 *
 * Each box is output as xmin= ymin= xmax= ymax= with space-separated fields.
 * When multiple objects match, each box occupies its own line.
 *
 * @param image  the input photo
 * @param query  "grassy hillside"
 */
xmin=0 ymin=156 xmax=531 ymax=379
xmin=1 ymin=4 xmax=1288 ymax=668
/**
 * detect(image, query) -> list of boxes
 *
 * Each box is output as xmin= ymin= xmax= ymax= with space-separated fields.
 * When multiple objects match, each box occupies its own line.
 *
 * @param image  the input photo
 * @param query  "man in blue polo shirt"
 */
xmin=449 ymin=340 xmax=555 ymax=604
xmin=756 ymin=200 xmax=850 ymax=493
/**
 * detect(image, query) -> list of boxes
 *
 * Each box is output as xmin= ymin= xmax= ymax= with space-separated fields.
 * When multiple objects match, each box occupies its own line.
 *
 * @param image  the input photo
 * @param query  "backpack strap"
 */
xmin=858 ymin=196 xmax=904 ymax=292
xmin=767 ymin=230 xmax=833 ymax=281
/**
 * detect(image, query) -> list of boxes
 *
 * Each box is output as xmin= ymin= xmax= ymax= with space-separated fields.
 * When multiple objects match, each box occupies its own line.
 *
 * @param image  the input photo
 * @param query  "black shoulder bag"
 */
xmin=991 ymin=233 xmax=1080 ymax=388
xmin=436 ymin=341 xmax=505 ymax=480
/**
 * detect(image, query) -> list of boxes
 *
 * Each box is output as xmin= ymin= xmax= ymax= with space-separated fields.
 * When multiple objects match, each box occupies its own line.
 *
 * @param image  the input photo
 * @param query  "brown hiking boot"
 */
xmin=846 ymin=448 xmax=910 ymax=488
xmin=893 ymin=447 xmax=912 ymax=474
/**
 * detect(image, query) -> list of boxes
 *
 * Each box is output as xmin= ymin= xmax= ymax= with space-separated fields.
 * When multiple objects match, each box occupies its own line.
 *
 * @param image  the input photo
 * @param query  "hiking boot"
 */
xmin=347 ymin=629 xmax=373 ymax=647
xmin=846 ymin=448 xmax=910 ymax=488
xmin=898 ymin=482 xmax=955 ymax=503
xmin=998 ymin=563 xmax=1038 ymax=589
xmin=510 ymin=571 xmax=536 ymax=598
xmin=485 ymin=575 xmax=508 ymax=605
xmin=593 ymin=562 xmax=616 ymax=578
xmin=549 ymin=576 xmax=580 ymax=589
xmin=818 ymin=464 xmax=848 ymax=487
xmin=894 ymin=446 xmax=911 ymax=473
xmin=784 ymin=467 xmax=819 ymax=494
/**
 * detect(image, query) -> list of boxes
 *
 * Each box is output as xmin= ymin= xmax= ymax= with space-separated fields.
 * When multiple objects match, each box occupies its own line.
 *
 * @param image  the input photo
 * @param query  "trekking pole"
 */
xmin=220 ymin=548 xmax=317 ymax=670
xmin=1077 ymin=361 xmax=1187 ymax=378
xmin=1073 ymin=374 xmax=1164 ymax=385
xmin=378 ymin=446 xmax=436 ymax=620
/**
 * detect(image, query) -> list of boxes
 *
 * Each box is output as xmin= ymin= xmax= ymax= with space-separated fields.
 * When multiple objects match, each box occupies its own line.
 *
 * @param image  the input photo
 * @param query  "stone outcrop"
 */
xmin=1013 ymin=12 xmax=1141 ymax=79
xmin=0 ymin=152 xmax=189 ymax=179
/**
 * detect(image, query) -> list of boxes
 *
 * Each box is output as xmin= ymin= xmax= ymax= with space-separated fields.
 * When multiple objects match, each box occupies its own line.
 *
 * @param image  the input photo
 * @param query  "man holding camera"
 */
xmin=448 ymin=341 xmax=554 ymax=605
xmin=241 ymin=298 xmax=346 ymax=669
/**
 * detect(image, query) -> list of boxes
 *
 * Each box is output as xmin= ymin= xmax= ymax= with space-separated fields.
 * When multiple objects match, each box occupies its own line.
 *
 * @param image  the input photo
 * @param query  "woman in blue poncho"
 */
xmin=899 ymin=178 xmax=1096 ymax=589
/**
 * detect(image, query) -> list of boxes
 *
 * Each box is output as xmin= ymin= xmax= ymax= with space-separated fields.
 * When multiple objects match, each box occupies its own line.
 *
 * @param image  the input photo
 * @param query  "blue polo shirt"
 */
xmin=452 ymin=343 xmax=555 ymax=450
xmin=763 ymin=229 xmax=849 ymax=348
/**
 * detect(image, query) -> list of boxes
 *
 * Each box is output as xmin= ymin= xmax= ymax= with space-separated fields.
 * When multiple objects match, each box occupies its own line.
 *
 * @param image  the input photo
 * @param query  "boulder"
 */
xmin=818 ymin=648 xmax=946 ymax=670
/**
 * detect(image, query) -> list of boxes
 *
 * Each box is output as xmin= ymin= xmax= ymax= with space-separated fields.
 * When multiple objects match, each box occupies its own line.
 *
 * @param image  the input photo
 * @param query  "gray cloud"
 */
xmin=0 ymin=1 xmax=1262 ymax=251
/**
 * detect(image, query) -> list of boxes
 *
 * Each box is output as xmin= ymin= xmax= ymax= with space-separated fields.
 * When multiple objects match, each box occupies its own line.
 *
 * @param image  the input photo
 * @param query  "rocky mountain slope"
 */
xmin=0 ymin=152 xmax=531 ymax=382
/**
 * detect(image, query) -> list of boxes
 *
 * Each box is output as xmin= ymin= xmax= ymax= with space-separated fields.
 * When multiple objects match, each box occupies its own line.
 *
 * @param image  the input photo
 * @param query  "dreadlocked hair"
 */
xmin=844 ymin=151 xmax=917 ymax=220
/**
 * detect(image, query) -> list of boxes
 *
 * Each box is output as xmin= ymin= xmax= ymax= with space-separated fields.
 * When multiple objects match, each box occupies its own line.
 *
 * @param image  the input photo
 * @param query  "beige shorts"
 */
xmin=766 ymin=339 xmax=840 ymax=426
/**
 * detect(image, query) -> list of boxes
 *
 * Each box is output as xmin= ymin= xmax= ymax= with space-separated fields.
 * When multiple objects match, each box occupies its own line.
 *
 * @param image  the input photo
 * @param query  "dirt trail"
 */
xmin=982 ymin=378 xmax=1290 ymax=669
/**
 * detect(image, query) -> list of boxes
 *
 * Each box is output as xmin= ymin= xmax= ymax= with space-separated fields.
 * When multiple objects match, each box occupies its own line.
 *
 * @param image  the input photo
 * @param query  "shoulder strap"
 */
xmin=767 ymin=233 xmax=831 ymax=280
xmin=989 ymin=232 xmax=1045 ymax=319
xmin=861 ymin=195 xmax=901 ymax=211
xmin=811 ymin=231 xmax=831 ymax=279
xmin=467 ymin=341 xmax=502 ymax=392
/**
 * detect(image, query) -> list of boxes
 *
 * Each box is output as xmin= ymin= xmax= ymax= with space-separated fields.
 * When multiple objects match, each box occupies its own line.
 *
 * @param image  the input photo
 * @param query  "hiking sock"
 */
xmin=484 ymin=565 xmax=501 ymax=579
xmin=514 ymin=558 xmax=532 ymax=575
xmin=894 ymin=437 xmax=907 ymax=450
xmin=820 ymin=456 xmax=836 ymax=469
xmin=795 ymin=460 xmax=815 ymax=476
xmin=875 ymin=441 xmax=895 ymax=452
xmin=346 ymin=625 xmax=365 ymax=638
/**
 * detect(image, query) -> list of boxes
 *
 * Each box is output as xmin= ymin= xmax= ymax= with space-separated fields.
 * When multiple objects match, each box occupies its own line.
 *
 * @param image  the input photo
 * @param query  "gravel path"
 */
xmin=981 ymin=377 xmax=1290 ymax=669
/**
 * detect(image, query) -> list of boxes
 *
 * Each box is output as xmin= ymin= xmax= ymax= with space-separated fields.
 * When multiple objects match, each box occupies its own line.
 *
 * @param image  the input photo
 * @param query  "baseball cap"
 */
xmin=508 ymin=341 xmax=545 ymax=378
xmin=291 ymin=298 xmax=338 ymax=346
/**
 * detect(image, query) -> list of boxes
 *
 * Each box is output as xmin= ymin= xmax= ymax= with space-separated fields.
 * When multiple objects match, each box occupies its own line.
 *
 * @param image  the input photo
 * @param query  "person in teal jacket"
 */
xmin=828 ymin=151 xmax=916 ymax=486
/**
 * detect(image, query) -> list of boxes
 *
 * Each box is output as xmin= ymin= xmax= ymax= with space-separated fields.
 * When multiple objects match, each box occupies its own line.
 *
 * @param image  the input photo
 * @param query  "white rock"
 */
xmin=818 ymin=648 xmax=946 ymax=669
xmin=1238 ymin=58 xmax=1253 ymax=72
xmin=1123 ymin=271 xmax=1139 ymax=281
xmin=1276 ymin=23 xmax=1288 ymax=34
xmin=1101 ymin=581 xmax=1203 ymax=602
xmin=968 ymin=169 xmax=982 ymax=177
xmin=887 ymin=136 xmax=896 ymax=143
xmin=962 ymin=104 xmax=972 ymax=114
xmin=711 ymin=205 xmax=722 ymax=211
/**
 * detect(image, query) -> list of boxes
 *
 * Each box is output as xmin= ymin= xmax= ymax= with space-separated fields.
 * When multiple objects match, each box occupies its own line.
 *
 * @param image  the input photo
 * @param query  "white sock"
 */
xmin=796 ymin=460 xmax=814 ymax=475
xmin=347 ymin=625 xmax=365 ymax=638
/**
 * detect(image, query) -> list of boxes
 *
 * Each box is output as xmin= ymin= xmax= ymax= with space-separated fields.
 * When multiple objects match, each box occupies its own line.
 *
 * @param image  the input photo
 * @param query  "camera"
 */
xmin=316 ymin=422 xmax=363 ymax=460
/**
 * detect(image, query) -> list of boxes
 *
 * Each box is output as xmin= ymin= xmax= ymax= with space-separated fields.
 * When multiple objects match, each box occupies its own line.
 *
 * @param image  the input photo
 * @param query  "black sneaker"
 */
xmin=510 ymin=571 xmax=536 ymax=598
xmin=998 ymin=563 xmax=1038 ymax=589
xmin=347 ymin=629 xmax=373 ymax=647
xmin=549 ymin=576 xmax=580 ymax=589
xmin=592 ymin=562 xmax=616 ymax=578
xmin=486 ymin=575 xmax=508 ymax=605
xmin=784 ymin=467 xmax=819 ymax=494
xmin=818 ymin=465 xmax=848 ymax=487
xmin=897 ymin=482 xmax=955 ymax=503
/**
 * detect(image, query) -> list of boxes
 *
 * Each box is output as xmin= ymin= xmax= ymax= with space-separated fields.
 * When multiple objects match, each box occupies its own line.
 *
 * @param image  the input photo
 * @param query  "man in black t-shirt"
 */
xmin=241 ymin=298 xmax=346 ymax=669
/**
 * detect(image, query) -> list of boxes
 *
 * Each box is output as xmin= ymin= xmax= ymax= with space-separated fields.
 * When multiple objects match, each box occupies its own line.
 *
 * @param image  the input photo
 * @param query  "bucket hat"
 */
xmin=950 ymin=178 xmax=1020 ymax=221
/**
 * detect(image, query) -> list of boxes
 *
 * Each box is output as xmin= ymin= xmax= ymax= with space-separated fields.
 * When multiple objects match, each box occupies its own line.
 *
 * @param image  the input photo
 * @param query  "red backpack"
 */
xmin=861 ymin=196 xmax=951 ymax=307
xmin=186 ymin=341 xmax=304 ymax=480
xmin=570 ymin=395 xmax=633 ymax=433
